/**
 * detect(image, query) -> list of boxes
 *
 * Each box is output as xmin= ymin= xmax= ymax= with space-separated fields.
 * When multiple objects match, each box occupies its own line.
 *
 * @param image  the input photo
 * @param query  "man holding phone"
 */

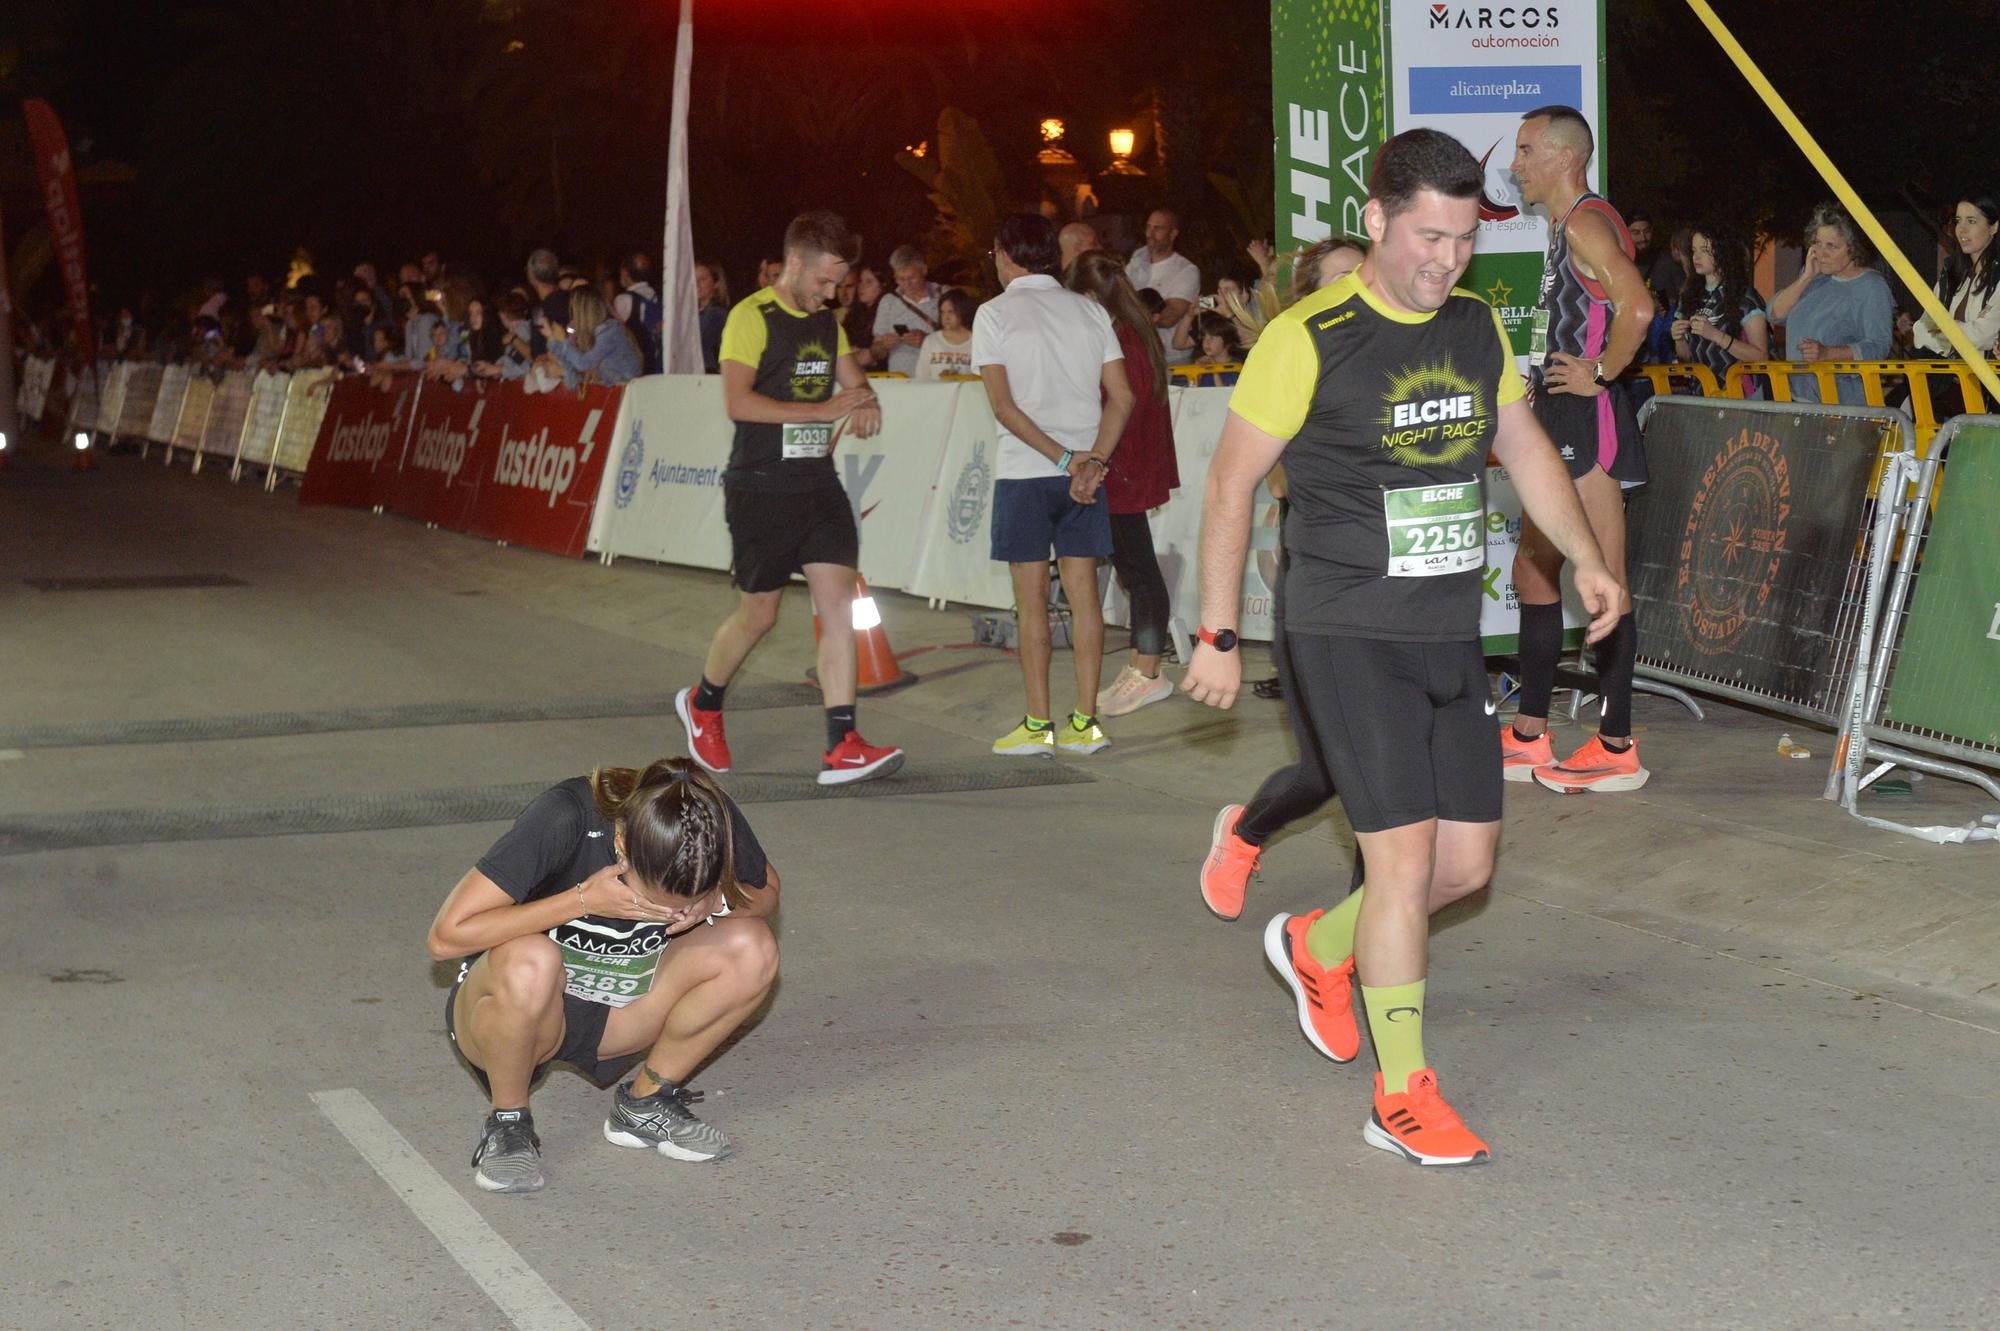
xmin=676 ymin=210 xmax=905 ymax=787
xmin=871 ymin=244 xmax=942 ymax=377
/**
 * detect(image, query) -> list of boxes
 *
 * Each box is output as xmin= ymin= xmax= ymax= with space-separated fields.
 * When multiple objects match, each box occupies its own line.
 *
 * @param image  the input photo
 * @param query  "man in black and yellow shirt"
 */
xmin=674 ymin=210 xmax=904 ymax=786
xmin=1183 ymin=130 xmax=1621 ymax=1167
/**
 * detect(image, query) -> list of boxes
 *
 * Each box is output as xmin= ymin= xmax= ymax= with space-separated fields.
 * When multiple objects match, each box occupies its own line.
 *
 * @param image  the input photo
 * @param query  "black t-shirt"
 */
xmin=717 ymin=288 xmax=851 ymax=494
xmin=475 ymin=776 xmax=770 ymax=1007
xmin=1228 ymin=272 xmax=1525 ymax=641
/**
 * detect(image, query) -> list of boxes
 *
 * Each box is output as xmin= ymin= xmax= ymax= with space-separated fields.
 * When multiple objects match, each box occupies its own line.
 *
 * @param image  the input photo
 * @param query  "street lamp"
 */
xmin=1105 ymin=127 xmax=1144 ymax=175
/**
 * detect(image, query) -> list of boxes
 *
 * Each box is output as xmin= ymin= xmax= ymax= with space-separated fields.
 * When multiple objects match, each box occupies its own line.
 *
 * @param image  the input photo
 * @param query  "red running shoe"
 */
xmin=1364 ymin=1068 xmax=1492 ymax=1167
xmin=819 ymin=731 xmax=905 ymax=786
xmin=675 ymin=687 xmax=731 ymax=774
xmin=1199 ymin=804 xmax=1261 ymax=921
xmin=1261 ymin=910 xmax=1360 ymax=1063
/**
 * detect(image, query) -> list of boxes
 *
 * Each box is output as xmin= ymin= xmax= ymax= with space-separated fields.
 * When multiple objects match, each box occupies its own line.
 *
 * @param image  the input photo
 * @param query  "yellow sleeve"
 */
xmin=837 ymin=323 xmax=852 ymax=359
xmin=1491 ymin=307 xmax=1526 ymax=406
xmin=1227 ymin=316 xmax=1318 ymax=440
xmin=719 ymin=298 xmax=767 ymax=370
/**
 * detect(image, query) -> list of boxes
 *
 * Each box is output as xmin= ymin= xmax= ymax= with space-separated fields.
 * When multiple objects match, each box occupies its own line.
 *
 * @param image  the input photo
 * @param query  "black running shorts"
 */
xmin=445 ymin=965 xmax=640 ymax=1092
xmin=725 ymin=482 xmax=860 ymax=594
xmin=1281 ymin=631 xmax=1502 ymax=834
xmin=1533 ymin=381 xmax=1646 ymax=486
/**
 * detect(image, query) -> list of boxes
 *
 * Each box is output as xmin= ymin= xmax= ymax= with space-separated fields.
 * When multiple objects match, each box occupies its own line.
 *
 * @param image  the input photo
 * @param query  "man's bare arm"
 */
xmin=1567 ymin=210 xmax=1651 ymax=378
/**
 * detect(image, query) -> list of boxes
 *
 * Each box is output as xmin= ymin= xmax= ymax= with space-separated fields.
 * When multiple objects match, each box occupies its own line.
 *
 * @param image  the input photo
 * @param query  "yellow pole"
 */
xmin=1684 ymin=0 xmax=2000 ymax=407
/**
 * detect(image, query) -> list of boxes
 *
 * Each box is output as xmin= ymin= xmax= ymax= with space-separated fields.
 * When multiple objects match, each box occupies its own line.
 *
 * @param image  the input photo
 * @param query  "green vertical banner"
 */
xmin=1271 ymin=1 xmax=1386 ymax=259
xmin=1883 ymin=427 xmax=2000 ymax=748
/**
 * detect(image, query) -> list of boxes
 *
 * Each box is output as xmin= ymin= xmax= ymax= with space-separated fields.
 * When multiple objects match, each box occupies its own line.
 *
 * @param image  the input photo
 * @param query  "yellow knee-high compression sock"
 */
xmin=1362 ymin=979 xmax=1427 ymax=1090
xmin=1304 ymin=888 xmax=1364 ymax=968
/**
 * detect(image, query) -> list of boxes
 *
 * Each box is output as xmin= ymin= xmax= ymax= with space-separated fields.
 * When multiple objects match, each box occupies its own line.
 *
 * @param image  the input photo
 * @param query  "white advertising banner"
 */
xmin=591 ymin=377 xmax=963 ymax=592
xmin=146 ymin=364 xmax=189 ymax=444
xmin=170 ymin=373 xmax=215 ymax=458
xmin=94 ymin=361 xmax=130 ymax=435
xmin=199 ymin=370 xmax=254 ymax=460
xmin=1384 ymin=0 xmax=1606 ymax=355
xmin=590 ymin=374 xmax=733 ymax=570
xmin=236 ymin=370 xmax=291 ymax=471
xmin=903 ymin=387 xmax=1017 ymax=610
xmin=114 ymin=362 xmax=161 ymax=440
xmin=269 ymin=368 xmax=335 ymax=475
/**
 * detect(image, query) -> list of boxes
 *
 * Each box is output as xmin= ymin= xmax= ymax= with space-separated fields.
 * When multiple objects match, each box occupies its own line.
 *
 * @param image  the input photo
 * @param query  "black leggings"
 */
xmin=1238 ymin=619 xmax=1340 ymax=844
xmin=1108 ymin=511 xmax=1171 ymax=659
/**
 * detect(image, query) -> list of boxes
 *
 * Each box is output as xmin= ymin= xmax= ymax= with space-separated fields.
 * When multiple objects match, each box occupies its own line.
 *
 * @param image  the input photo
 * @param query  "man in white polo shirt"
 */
xmin=1125 ymin=208 xmax=1201 ymax=366
xmin=973 ymin=213 xmax=1137 ymax=759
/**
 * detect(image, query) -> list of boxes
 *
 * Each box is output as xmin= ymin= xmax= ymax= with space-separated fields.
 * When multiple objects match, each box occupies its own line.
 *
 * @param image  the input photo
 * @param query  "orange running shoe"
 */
xmin=1532 ymin=734 xmax=1649 ymax=794
xmin=1364 ymin=1068 xmax=1492 ymax=1167
xmin=1499 ymin=724 xmax=1552 ymax=783
xmin=1261 ymin=911 xmax=1359 ymax=1063
xmin=1199 ymin=805 xmax=1261 ymax=921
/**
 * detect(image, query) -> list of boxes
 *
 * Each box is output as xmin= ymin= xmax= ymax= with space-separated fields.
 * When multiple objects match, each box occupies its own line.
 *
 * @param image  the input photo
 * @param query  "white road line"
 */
xmin=310 ymin=1088 xmax=591 ymax=1331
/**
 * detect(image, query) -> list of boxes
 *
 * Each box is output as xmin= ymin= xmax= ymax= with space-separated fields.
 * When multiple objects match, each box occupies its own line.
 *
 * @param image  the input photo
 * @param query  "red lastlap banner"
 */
xmin=299 ymin=377 xmax=621 ymax=558
xmin=24 ymin=99 xmax=96 ymax=369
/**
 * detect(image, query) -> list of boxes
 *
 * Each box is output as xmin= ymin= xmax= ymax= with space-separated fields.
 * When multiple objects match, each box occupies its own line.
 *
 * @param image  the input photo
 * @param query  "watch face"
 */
xmin=1214 ymin=629 xmax=1238 ymax=652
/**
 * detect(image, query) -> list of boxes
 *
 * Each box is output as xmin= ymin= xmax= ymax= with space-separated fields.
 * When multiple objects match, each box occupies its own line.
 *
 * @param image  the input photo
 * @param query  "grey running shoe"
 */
xmin=471 ymin=1110 xmax=544 ymax=1194
xmin=603 ymin=1079 xmax=734 ymax=1161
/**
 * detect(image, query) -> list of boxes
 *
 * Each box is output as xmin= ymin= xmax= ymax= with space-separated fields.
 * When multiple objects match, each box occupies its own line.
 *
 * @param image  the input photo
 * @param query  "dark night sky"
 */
xmin=1 ymin=1 xmax=1988 ymax=319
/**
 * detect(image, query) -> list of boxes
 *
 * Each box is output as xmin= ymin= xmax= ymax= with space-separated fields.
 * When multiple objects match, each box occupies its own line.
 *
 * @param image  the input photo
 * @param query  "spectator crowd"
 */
xmin=16 ymin=189 xmax=1999 ymax=426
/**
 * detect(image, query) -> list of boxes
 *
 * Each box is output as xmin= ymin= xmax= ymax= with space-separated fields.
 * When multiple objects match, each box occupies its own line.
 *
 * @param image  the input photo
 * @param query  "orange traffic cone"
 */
xmin=812 ymin=575 xmax=914 ymax=694
xmin=72 ymin=431 xmax=97 ymax=472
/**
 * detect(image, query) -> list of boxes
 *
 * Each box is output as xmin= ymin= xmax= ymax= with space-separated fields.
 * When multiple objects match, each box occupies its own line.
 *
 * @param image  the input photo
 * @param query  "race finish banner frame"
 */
xmin=1383 ymin=0 xmax=1607 ymax=356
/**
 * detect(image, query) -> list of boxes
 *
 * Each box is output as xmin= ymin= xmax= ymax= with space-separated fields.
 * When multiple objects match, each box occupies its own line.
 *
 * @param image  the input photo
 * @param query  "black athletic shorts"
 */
xmin=725 ymin=482 xmax=859 ymax=594
xmin=1534 ymin=380 xmax=1646 ymax=486
xmin=445 ymin=963 xmax=640 ymax=1092
xmin=1282 ymin=631 xmax=1502 ymax=834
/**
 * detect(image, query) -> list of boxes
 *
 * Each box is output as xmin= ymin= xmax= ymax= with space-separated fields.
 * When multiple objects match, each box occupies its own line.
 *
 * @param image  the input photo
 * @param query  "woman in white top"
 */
xmin=911 ymin=288 xmax=977 ymax=381
xmin=1907 ymin=193 xmax=2000 ymax=420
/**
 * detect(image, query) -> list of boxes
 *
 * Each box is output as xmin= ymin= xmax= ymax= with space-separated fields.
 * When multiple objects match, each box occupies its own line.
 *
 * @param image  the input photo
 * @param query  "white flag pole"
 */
xmin=660 ymin=0 xmax=702 ymax=374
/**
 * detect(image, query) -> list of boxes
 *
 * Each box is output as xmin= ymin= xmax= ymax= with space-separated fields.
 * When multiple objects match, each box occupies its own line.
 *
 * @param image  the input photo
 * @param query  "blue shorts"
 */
xmin=990 ymin=476 xmax=1113 ymax=564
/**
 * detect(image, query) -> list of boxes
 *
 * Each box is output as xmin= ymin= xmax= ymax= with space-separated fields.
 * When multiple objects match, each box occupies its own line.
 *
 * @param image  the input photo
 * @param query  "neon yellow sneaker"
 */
xmin=1055 ymin=712 xmax=1111 ymax=755
xmin=993 ymin=718 xmax=1055 ymax=757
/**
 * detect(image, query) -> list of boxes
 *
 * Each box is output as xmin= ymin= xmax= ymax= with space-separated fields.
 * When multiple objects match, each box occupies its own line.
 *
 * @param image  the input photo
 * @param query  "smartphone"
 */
xmin=894 ymin=324 xmax=910 ymax=335
xmin=1198 ymin=295 xmax=1217 ymax=311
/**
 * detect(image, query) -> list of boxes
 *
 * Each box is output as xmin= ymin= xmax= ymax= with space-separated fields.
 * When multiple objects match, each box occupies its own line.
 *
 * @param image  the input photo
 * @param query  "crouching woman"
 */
xmin=428 ymin=757 xmax=779 ymax=1194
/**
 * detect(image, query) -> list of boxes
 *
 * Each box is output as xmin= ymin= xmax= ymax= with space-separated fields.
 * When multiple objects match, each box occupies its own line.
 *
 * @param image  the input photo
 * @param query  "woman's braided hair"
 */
xmin=588 ymin=757 xmax=749 ymax=908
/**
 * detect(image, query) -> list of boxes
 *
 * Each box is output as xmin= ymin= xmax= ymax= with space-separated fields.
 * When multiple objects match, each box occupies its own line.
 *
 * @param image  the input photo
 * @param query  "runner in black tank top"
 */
xmin=1502 ymin=106 xmax=1656 ymax=796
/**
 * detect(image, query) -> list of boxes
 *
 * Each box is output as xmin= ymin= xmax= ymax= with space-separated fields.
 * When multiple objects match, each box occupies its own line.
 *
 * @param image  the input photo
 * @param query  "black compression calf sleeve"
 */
xmin=1595 ymin=611 xmax=1638 ymax=740
xmin=1515 ymin=601 xmax=1564 ymax=721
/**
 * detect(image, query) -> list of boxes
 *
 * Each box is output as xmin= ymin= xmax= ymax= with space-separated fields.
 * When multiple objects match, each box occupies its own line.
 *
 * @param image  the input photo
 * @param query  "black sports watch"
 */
xmin=1198 ymin=626 xmax=1239 ymax=653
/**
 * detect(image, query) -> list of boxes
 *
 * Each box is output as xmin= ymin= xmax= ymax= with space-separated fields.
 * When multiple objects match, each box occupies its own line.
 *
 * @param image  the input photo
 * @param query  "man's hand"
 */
xmin=1067 ymin=455 xmax=1106 ymax=504
xmin=1797 ymin=338 xmax=1825 ymax=361
xmin=900 ymin=331 xmax=925 ymax=348
xmin=1543 ymin=351 xmax=1604 ymax=396
xmin=821 ymin=386 xmax=876 ymax=422
xmin=1179 ymin=640 xmax=1241 ymax=709
xmin=849 ymin=402 xmax=883 ymax=439
xmin=1572 ymin=563 xmax=1624 ymax=643
xmin=1247 ymin=238 xmax=1276 ymax=277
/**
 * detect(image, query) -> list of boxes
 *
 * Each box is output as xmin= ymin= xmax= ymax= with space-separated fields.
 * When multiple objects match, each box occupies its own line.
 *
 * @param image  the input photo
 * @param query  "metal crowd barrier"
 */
xmin=1626 ymin=396 xmax=1915 ymax=729
xmin=1830 ymin=415 xmax=2000 ymax=843
xmin=1632 ymin=358 xmax=2000 ymax=456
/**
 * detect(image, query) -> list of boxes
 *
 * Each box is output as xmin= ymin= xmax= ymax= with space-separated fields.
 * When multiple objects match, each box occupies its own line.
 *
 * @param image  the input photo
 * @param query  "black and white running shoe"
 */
xmin=603 ymin=1079 xmax=734 ymax=1162
xmin=471 ymin=1110 xmax=544 ymax=1194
